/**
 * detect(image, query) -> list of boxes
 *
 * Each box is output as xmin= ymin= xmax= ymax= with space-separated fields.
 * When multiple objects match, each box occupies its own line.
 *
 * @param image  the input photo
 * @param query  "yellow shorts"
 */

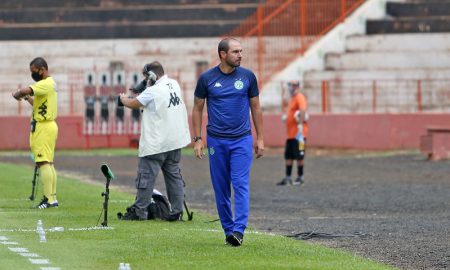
xmin=30 ymin=121 xmax=58 ymax=163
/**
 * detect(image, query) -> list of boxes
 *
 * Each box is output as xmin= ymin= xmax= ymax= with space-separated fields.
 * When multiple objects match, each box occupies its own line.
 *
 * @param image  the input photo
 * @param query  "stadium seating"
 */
xmin=0 ymin=0 xmax=263 ymax=39
xmin=367 ymin=1 xmax=450 ymax=34
xmin=302 ymin=0 xmax=450 ymax=113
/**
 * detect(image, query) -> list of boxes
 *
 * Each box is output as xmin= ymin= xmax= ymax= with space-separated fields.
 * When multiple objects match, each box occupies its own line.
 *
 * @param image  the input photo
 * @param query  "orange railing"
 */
xmin=282 ymin=79 xmax=450 ymax=114
xmin=224 ymin=0 xmax=365 ymax=88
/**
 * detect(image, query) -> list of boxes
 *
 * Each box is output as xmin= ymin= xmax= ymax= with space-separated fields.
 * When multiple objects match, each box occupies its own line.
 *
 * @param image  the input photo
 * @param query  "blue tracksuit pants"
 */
xmin=207 ymin=135 xmax=253 ymax=236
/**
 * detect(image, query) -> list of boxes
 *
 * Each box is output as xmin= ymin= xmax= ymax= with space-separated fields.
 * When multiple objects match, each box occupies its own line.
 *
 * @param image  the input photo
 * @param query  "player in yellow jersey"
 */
xmin=12 ymin=57 xmax=59 ymax=209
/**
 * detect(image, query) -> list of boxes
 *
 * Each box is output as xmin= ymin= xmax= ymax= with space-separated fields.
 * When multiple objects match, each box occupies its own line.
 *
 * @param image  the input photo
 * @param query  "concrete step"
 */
xmin=0 ymin=4 xmax=258 ymax=24
xmin=304 ymin=69 xmax=450 ymax=81
xmin=387 ymin=1 xmax=450 ymax=17
xmin=0 ymin=38 xmax=217 ymax=58
xmin=0 ymin=20 xmax=241 ymax=40
xmin=367 ymin=16 xmax=450 ymax=35
xmin=0 ymin=0 xmax=262 ymax=9
xmin=346 ymin=33 xmax=450 ymax=52
xmin=325 ymin=51 xmax=450 ymax=70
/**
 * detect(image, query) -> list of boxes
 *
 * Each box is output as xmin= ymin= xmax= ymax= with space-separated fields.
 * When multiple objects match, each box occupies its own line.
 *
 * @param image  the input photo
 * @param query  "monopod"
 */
xmin=100 ymin=164 xmax=115 ymax=227
xmin=29 ymin=165 xmax=39 ymax=201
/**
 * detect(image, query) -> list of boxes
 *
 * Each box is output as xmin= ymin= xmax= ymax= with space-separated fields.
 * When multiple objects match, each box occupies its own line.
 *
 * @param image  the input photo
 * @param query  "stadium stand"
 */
xmin=302 ymin=0 xmax=450 ymax=113
xmin=0 ymin=0 xmax=263 ymax=39
xmin=2 ymin=0 xmax=450 ymax=152
xmin=367 ymin=1 xmax=450 ymax=34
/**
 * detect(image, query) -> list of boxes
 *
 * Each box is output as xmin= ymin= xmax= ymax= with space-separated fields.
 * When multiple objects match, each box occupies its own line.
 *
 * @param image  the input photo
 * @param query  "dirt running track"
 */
xmin=1 ymin=150 xmax=449 ymax=270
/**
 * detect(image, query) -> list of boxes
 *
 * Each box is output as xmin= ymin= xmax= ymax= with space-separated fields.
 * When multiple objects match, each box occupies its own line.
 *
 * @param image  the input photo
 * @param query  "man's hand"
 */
xmin=12 ymin=90 xmax=22 ymax=101
xmin=119 ymin=93 xmax=127 ymax=103
xmin=193 ymin=140 xmax=205 ymax=159
xmin=254 ymin=139 xmax=264 ymax=159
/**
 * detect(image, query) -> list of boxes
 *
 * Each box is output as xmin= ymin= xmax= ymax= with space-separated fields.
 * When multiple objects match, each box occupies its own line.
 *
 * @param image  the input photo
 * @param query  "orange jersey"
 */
xmin=286 ymin=92 xmax=308 ymax=139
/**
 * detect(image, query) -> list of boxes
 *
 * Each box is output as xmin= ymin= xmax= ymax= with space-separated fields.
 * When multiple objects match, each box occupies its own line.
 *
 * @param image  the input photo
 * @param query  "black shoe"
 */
xmin=118 ymin=209 xmax=145 ymax=221
xmin=293 ymin=176 xmax=304 ymax=186
xmin=276 ymin=177 xmax=292 ymax=186
xmin=226 ymin=232 xmax=244 ymax=247
xmin=36 ymin=196 xmax=58 ymax=209
xmin=166 ymin=212 xmax=183 ymax=222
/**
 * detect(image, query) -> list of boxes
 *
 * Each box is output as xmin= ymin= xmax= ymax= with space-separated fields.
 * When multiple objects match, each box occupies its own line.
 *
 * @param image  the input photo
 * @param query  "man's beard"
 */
xmin=227 ymin=58 xmax=241 ymax=68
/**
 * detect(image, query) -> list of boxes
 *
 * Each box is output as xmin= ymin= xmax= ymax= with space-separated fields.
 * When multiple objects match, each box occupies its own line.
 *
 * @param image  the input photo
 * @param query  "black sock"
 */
xmin=298 ymin=166 xmax=304 ymax=178
xmin=285 ymin=165 xmax=292 ymax=177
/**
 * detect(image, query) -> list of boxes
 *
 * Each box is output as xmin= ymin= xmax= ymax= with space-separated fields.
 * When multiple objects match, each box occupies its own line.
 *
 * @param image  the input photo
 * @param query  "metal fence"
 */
xmin=289 ymin=79 xmax=450 ymax=113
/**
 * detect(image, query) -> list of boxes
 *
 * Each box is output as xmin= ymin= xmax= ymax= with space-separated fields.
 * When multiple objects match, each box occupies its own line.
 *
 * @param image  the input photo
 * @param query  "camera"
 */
xmin=116 ymin=96 xmax=124 ymax=107
xmin=116 ymin=79 xmax=148 ymax=107
xmin=129 ymin=79 xmax=147 ymax=94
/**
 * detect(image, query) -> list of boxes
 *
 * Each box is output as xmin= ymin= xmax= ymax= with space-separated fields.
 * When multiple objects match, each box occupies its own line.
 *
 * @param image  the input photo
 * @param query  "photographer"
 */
xmin=118 ymin=61 xmax=191 ymax=221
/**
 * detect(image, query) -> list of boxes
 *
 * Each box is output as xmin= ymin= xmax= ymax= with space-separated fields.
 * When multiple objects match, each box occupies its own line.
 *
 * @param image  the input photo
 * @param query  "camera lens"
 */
xmin=116 ymin=96 xmax=124 ymax=107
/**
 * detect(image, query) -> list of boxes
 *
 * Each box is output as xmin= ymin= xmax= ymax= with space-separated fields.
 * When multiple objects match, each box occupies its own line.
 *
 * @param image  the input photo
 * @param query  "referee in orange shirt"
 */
xmin=277 ymin=81 xmax=308 ymax=186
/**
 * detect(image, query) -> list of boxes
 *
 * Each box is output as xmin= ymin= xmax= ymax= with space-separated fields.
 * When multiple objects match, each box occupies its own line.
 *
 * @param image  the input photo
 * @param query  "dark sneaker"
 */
xmin=118 ymin=209 xmax=145 ymax=221
xmin=276 ymin=177 xmax=292 ymax=186
xmin=36 ymin=197 xmax=58 ymax=209
xmin=293 ymin=176 xmax=304 ymax=185
xmin=226 ymin=232 xmax=244 ymax=247
xmin=166 ymin=212 xmax=183 ymax=222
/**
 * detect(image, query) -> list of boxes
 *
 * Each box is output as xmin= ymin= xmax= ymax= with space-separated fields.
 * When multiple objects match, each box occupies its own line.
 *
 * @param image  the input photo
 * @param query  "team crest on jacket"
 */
xmin=234 ymin=80 xmax=244 ymax=90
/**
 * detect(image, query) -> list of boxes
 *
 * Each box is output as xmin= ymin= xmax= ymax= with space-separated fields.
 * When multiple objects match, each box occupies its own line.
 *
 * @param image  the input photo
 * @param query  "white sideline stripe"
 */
xmin=8 ymin=247 xmax=29 ymax=253
xmin=0 ymin=198 xmax=32 ymax=201
xmin=67 ymin=226 xmax=114 ymax=231
xmin=0 ymin=229 xmax=36 ymax=232
xmin=1 ymin=241 xmax=18 ymax=245
xmin=20 ymin=252 xmax=40 ymax=257
xmin=3 ymin=236 xmax=60 ymax=269
xmin=29 ymin=258 xmax=50 ymax=264
xmin=0 ymin=226 xmax=114 ymax=232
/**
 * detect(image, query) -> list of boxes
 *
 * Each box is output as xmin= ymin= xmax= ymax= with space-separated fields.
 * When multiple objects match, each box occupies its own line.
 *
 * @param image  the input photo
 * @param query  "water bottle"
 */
xmin=296 ymin=124 xmax=305 ymax=151
xmin=36 ymin=220 xmax=46 ymax=243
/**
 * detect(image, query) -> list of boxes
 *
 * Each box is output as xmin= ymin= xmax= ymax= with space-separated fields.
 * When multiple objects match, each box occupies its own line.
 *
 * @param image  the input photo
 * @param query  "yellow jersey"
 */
xmin=30 ymin=77 xmax=58 ymax=122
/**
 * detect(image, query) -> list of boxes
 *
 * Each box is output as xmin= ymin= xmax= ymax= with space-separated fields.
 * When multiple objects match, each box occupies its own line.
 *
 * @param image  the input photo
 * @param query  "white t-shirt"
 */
xmin=136 ymin=75 xmax=191 ymax=157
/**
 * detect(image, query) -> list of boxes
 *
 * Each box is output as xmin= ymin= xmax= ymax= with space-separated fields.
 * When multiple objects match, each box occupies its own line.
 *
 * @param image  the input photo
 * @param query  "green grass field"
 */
xmin=0 ymin=162 xmax=396 ymax=270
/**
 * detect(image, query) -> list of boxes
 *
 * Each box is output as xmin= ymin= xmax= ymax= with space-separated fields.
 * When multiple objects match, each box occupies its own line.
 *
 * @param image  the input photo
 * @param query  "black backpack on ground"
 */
xmin=117 ymin=189 xmax=171 ymax=221
xmin=147 ymin=190 xmax=171 ymax=220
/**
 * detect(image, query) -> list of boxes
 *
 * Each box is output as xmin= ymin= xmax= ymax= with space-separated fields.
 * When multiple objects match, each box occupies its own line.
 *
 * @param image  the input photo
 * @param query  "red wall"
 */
xmin=306 ymin=114 xmax=450 ymax=149
xmin=1 ymin=113 xmax=449 ymax=150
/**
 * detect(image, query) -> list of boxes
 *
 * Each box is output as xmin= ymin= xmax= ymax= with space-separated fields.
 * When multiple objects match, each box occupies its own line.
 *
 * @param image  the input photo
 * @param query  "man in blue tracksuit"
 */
xmin=192 ymin=37 xmax=264 ymax=246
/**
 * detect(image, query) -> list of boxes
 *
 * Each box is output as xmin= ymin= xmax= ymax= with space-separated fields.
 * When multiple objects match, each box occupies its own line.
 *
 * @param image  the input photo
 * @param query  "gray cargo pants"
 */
xmin=133 ymin=149 xmax=184 ymax=219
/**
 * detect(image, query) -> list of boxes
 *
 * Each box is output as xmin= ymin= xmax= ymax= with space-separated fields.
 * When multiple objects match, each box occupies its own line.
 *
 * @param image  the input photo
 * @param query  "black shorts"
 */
xmin=115 ymin=107 xmax=124 ymax=120
xmin=85 ymin=108 xmax=95 ymax=120
xmin=284 ymin=138 xmax=306 ymax=160
xmin=101 ymin=107 xmax=109 ymax=121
